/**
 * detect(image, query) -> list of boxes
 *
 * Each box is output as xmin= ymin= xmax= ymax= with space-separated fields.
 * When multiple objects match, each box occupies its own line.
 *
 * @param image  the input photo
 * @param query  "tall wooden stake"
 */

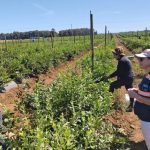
xmin=145 ymin=27 xmax=148 ymax=42
xmin=4 ymin=36 xmax=7 ymax=50
xmin=108 ymin=30 xmax=110 ymax=44
xmin=105 ymin=26 xmax=107 ymax=49
xmin=90 ymin=11 xmax=94 ymax=75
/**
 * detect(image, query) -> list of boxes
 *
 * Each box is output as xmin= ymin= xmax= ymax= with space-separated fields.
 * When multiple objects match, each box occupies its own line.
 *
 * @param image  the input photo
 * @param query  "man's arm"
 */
xmin=108 ymin=70 xmax=118 ymax=78
xmin=109 ymin=59 xmax=126 ymax=79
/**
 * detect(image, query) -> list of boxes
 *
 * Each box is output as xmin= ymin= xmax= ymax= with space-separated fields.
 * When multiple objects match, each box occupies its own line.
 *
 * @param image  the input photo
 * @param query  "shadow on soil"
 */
xmin=109 ymin=133 xmax=147 ymax=150
xmin=130 ymin=140 xmax=148 ymax=150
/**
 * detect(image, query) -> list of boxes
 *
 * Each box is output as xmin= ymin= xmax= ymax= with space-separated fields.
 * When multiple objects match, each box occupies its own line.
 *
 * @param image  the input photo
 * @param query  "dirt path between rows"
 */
xmin=0 ymin=41 xmax=148 ymax=149
xmin=0 ymin=50 xmax=91 ymax=113
xmin=108 ymin=38 xmax=148 ymax=150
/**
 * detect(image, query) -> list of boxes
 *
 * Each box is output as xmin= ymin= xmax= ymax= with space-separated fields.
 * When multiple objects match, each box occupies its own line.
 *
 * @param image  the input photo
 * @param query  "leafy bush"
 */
xmin=3 ymin=40 xmax=129 ymax=149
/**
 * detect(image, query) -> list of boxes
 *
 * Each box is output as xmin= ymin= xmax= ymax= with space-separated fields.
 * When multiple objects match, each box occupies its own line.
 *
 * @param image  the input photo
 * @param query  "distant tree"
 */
xmin=0 ymin=28 xmax=99 ymax=40
xmin=0 ymin=30 xmax=58 ymax=40
xmin=58 ymin=28 xmax=93 ymax=37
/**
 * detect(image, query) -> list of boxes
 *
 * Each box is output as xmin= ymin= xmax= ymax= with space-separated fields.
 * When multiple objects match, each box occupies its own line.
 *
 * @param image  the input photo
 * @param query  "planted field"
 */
xmin=0 ymin=38 xmax=132 ymax=149
xmin=0 ymin=33 xmax=148 ymax=149
xmin=118 ymin=34 xmax=150 ymax=53
xmin=1 ymin=0 xmax=150 ymax=149
xmin=0 ymin=36 xmax=100 ymax=86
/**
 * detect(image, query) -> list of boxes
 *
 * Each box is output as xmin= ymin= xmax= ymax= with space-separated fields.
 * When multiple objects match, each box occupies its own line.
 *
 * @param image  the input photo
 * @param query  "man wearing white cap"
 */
xmin=128 ymin=49 xmax=150 ymax=150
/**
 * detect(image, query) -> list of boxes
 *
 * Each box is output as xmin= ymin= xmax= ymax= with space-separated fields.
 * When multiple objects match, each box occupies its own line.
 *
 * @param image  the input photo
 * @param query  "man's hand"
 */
xmin=128 ymin=88 xmax=138 ymax=98
xmin=94 ymin=76 xmax=109 ymax=83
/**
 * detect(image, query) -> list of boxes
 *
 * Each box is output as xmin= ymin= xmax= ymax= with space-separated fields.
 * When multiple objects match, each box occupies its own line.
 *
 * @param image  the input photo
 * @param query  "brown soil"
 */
xmin=107 ymin=38 xmax=148 ymax=150
xmin=0 ymin=50 xmax=90 ymax=113
xmin=0 ymin=41 xmax=148 ymax=149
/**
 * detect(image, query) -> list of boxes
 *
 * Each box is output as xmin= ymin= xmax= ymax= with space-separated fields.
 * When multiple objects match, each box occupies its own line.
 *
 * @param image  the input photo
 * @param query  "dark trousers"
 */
xmin=109 ymin=78 xmax=134 ymax=106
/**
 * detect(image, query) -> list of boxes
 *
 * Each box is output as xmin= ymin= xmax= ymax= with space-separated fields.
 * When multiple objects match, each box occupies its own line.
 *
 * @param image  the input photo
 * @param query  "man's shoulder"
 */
xmin=120 ymin=56 xmax=131 ymax=63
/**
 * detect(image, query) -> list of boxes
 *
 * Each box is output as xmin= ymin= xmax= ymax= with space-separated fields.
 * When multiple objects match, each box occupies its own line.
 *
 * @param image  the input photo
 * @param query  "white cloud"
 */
xmin=32 ymin=3 xmax=54 ymax=16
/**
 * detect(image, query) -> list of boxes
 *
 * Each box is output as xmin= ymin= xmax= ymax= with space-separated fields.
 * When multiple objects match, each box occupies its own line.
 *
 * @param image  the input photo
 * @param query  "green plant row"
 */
xmin=118 ymin=36 xmax=150 ymax=53
xmin=0 ymin=36 xmax=101 ymax=86
xmin=1 ymin=39 xmax=130 ymax=149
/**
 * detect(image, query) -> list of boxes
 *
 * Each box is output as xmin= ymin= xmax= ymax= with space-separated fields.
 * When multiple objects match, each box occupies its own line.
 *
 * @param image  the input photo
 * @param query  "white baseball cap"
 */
xmin=135 ymin=49 xmax=150 ymax=58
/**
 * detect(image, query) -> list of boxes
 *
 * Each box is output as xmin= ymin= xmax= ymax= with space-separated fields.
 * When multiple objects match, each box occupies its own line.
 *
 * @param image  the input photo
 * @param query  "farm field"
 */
xmin=118 ymin=32 xmax=150 ymax=53
xmin=0 ymin=36 xmax=101 ymax=87
xmin=0 ymin=33 xmax=148 ymax=149
xmin=0 ymin=37 xmax=135 ymax=149
xmin=1 ymin=1 xmax=150 ymax=149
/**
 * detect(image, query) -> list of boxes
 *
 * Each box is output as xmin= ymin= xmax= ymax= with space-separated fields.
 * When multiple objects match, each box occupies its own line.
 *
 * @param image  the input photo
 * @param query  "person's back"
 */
xmin=117 ymin=56 xmax=134 ymax=81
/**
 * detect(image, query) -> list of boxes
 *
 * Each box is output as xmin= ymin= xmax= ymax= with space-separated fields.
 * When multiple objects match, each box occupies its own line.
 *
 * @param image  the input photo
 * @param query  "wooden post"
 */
xmin=74 ymin=35 xmax=76 ymax=44
xmin=51 ymin=36 xmax=53 ymax=48
xmin=12 ymin=36 xmax=14 ymax=45
xmin=50 ymin=34 xmax=54 ymax=48
xmin=84 ymin=34 xmax=85 ymax=45
xmin=108 ymin=30 xmax=109 ymax=44
xmin=4 ymin=36 xmax=7 ymax=50
xmin=132 ymin=32 xmax=134 ymax=38
xmin=71 ymin=30 xmax=73 ymax=42
xmin=61 ymin=35 xmax=63 ymax=44
xmin=105 ymin=25 xmax=107 ymax=49
xmin=137 ymin=30 xmax=139 ymax=38
xmin=90 ymin=11 xmax=94 ymax=75
xmin=53 ymin=36 xmax=54 ymax=47
xmin=18 ymin=35 xmax=20 ymax=44
xmin=145 ymin=27 xmax=148 ymax=42
xmin=38 ymin=32 xmax=40 ymax=43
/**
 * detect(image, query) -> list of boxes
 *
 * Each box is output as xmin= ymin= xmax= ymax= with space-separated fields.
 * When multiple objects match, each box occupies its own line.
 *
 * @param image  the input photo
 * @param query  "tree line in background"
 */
xmin=118 ymin=29 xmax=150 ymax=38
xmin=0 ymin=28 xmax=97 ymax=40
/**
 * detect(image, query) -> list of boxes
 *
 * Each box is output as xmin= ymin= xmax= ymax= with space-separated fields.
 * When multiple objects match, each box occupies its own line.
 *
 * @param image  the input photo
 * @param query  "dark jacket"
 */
xmin=109 ymin=56 xmax=134 ymax=81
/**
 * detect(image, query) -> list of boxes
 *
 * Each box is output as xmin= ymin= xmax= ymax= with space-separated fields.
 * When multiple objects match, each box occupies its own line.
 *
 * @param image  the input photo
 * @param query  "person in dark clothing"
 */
xmin=108 ymin=47 xmax=135 ymax=111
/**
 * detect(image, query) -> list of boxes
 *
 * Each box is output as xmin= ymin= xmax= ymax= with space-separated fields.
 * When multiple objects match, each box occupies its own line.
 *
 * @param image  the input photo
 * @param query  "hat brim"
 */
xmin=112 ymin=51 xmax=116 ymax=54
xmin=112 ymin=51 xmax=125 ymax=56
xmin=120 ymin=53 xmax=125 ymax=56
xmin=135 ymin=53 xmax=147 ymax=58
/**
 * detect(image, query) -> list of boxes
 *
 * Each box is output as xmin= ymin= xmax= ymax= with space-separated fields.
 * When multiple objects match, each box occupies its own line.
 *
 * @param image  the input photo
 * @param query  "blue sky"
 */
xmin=1 ymin=0 xmax=150 ymax=33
